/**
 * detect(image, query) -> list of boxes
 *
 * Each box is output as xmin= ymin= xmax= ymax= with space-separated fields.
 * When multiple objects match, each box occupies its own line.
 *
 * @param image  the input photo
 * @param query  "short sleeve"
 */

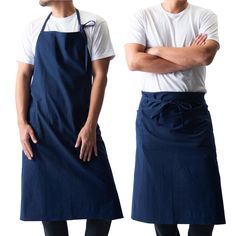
xmin=125 ymin=10 xmax=146 ymax=46
xmin=16 ymin=23 xmax=34 ymax=65
xmin=199 ymin=11 xmax=219 ymax=43
xmin=90 ymin=21 xmax=115 ymax=61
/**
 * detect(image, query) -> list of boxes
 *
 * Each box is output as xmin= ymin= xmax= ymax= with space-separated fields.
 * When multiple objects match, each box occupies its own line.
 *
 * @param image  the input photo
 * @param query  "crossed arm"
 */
xmin=125 ymin=34 xmax=219 ymax=73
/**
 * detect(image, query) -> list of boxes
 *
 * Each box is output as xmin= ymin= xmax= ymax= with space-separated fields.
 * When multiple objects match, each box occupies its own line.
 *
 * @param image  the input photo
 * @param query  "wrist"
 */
xmin=147 ymin=47 xmax=161 ymax=56
xmin=17 ymin=119 xmax=28 ymax=126
xmin=155 ymin=46 xmax=162 ymax=57
xmin=84 ymin=120 xmax=97 ymax=131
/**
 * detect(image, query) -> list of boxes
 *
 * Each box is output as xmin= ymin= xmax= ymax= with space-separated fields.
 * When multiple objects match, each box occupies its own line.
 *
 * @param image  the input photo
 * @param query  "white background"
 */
xmin=0 ymin=0 xmax=235 ymax=235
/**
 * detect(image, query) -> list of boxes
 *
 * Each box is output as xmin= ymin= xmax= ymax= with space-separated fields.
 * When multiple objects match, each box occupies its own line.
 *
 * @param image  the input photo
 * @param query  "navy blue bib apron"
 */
xmin=132 ymin=92 xmax=225 ymax=224
xmin=21 ymin=10 xmax=123 ymax=221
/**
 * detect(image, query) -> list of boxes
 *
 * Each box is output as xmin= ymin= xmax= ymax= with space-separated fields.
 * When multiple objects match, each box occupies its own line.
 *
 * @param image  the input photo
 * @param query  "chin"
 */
xmin=39 ymin=0 xmax=50 ymax=7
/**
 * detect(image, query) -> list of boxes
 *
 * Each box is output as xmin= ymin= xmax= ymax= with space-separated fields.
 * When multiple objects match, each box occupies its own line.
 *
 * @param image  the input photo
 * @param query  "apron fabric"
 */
xmin=132 ymin=91 xmax=225 ymax=224
xmin=20 ymin=10 xmax=123 ymax=221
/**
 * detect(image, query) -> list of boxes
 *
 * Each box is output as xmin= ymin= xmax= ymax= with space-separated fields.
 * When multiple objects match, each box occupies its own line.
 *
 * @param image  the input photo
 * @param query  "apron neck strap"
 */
xmin=40 ymin=9 xmax=83 ymax=33
xmin=41 ymin=12 xmax=53 ymax=32
xmin=76 ymin=9 xmax=83 ymax=32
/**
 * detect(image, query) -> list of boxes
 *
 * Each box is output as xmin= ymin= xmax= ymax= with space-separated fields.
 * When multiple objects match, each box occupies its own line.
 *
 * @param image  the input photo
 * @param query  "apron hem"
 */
xmin=131 ymin=216 xmax=226 ymax=225
xmin=20 ymin=215 xmax=124 ymax=222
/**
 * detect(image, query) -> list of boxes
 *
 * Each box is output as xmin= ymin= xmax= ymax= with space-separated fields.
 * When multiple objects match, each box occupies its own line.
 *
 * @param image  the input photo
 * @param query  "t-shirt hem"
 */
xmin=91 ymin=51 xmax=115 ymax=61
xmin=124 ymin=41 xmax=146 ymax=47
xmin=16 ymin=59 xmax=34 ymax=65
xmin=207 ymin=37 xmax=219 ymax=44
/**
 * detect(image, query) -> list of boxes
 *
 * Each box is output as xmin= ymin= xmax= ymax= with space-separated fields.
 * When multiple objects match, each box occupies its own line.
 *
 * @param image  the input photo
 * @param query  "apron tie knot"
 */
xmin=143 ymin=98 xmax=193 ymax=127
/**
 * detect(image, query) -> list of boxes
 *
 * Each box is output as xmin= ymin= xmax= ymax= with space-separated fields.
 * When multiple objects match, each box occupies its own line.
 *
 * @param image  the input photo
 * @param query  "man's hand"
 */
xmin=147 ymin=34 xmax=208 ymax=56
xmin=191 ymin=34 xmax=207 ymax=46
xmin=75 ymin=125 xmax=98 ymax=162
xmin=73 ymin=58 xmax=110 ymax=162
xmin=18 ymin=123 xmax=37 ymax=160
xmin=16 ymin=62 xmax=35 ymax=160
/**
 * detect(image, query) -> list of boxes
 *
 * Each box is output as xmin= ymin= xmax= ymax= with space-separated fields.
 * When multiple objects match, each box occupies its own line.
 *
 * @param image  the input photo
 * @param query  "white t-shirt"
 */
xmin=126 ymin=4 xmax=219 ymax=92
xmin=17 ymin=10 xmax=114 ymax=65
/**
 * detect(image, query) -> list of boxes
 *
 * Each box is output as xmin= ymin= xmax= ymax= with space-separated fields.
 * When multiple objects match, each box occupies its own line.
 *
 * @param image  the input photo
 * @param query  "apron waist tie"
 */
xmin=142 ymin=99 xmax=195 ymax=127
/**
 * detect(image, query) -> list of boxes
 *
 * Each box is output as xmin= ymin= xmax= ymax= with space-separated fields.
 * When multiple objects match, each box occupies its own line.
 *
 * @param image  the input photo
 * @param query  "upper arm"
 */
xmin=89 ymin=21 xmax=115 ymax=61
xmin=199 ymin=10 xmax=219 ymax=45
xmin=17 ymin=22 xmax=35 ymax=65
xmin=196 ymin=10 xmax=220 ymax=65
xmin=124 ymin=10 xmax=149 ymax=70
xmin=125 ymin=10 xmax=147 ymax=46
xmin=92 ymin=57 xmax=111 ymax=79
xmin=201 ymin=39 xmax=219 ymax=65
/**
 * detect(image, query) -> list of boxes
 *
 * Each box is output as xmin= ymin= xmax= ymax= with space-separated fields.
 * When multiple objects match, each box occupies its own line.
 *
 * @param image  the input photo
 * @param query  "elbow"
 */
xmin=204 ymin=57 xmax=214 ymax=66
xmin=126 ymin=53 xmax=142 ymax=71
xmin=200 ymin=54 xmax=215 ymax=66
xmin=199 ymin=47 xmax=217 ymax=66
xmin=127 ymin=59 xmax=140 ymax=71
xmin=127 ymin=62 xmax=137 ymax=71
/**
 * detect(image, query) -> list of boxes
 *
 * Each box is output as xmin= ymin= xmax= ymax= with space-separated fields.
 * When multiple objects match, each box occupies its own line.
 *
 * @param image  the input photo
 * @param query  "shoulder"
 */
xmin=79 ymin=10 xmax=107 ymax=28
xmin=78 ymin=11 xmax=114 ymax=61
xmin=29 ymin=14 xmax=50 ymax=29
xmin=136 ymin=5 xmax=160 ymax=15
xmin=189 ymin=4 xmax=217 ymax=18
xmin=20 ymin=14 xmax=49 ymax=46
xmin=131 ymin=5 xmax=161 ymax=23
xmin=25 ymin=14 xmax=49 ymax=36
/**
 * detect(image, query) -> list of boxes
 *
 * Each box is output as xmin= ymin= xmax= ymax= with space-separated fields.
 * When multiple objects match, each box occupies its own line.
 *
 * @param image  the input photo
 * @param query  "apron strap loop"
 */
xmin=76 ymin=9 xmax=95 ymax=71
xmin=80 ymin=21 xmax=95 ymax=71
xmin=82 ymin=20 xmax=96 ymax=29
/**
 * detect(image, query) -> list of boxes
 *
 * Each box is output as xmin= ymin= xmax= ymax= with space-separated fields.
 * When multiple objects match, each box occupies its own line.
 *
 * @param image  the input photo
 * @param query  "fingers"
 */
xmin=81 ymin=144 xmax=93 ymax=162
xmin=29 ymin=127 xmax=38 ymax=144
xmin=191 ymin=34 xmax=207 ymax=46
xmin=75 ymin=134 xmax=97 ymax=162
xmin=20 ymin=124 xmax=37 ymax=160
xmin=22 ymin=135 xmax=33 ymax=160
xmin=80 ymin=141 xmax=93 ymax=162
xmin=197 ymin=34 xmax=207 ymax=45
xmin=74 ymin=135 xmax=81 ymax=148
xmin=94 ymin=144 xmax=98 ymax=157
xmin=80 ymin=140 xmax=87 ymax=161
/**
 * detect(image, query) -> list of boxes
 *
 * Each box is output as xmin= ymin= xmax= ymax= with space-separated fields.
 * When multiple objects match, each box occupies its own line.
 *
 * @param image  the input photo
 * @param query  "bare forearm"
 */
xmin=128 ymin=52 xmax=186 ymax=73
xmin=157 ymin=46 xmax=206 ymax=67
xmin=15 ymin=75 xmax=31 ymax=125
xmin=148 ymin=42 xmax=218 ymax=67
xmin=85 ymin=76 xmax=107 ymax=129
xmin=15 ymin=63 xmax=33 ymax=125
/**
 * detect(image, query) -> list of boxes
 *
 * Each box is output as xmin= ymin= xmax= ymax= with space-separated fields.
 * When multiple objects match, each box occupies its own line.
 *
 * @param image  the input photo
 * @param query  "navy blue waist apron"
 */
xmin=20 ymin=10 xmax=123 ymax=221
xmin=132 ymin=91 xmax=225 ymax=224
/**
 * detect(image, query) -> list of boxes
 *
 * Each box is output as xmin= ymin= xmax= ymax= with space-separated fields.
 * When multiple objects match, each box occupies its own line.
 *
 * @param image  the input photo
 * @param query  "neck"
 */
xmin=51 ymin=1 xmax=75 ymax=18
xmin=162 ymin=0 xmax=188 ymax=14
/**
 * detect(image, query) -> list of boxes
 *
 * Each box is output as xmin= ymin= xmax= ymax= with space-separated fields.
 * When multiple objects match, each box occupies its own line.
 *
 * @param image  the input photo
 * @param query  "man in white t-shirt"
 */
xmin=15 ymin=1 xmax=123 ymax=235
xmin=125 ymin=0 xmax=225 ymax=235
